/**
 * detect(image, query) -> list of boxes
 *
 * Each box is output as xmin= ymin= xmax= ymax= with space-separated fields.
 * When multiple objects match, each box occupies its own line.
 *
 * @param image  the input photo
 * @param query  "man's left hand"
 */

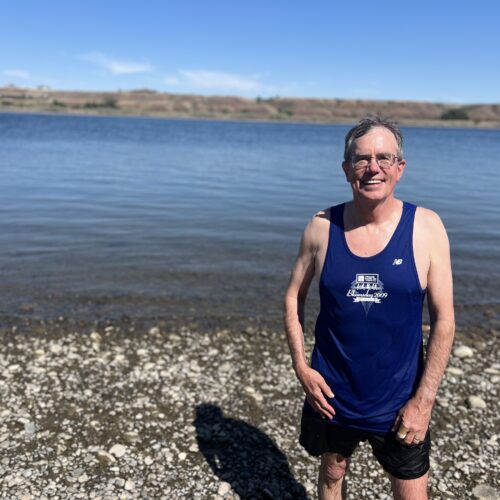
xmin=391 ymin=397 xmax=433 ymax=446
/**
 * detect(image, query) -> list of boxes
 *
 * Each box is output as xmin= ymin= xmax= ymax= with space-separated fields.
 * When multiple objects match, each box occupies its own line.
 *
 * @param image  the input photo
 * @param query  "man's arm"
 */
xmin=283 ymin=214 xmax=335 ymax=419
xmin=393 ymin=209 xmax=455 ymax=444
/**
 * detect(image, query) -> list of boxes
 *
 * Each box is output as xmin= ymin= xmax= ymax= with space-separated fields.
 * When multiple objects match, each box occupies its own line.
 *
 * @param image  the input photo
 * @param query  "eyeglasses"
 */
xmin=351 ymin=153 xmax=400 ymax=170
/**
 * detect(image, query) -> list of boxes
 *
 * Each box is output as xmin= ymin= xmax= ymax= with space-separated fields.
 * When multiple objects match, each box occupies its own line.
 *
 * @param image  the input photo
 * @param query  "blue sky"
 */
xmin=1 ymin=0 xmax=499 ymax=103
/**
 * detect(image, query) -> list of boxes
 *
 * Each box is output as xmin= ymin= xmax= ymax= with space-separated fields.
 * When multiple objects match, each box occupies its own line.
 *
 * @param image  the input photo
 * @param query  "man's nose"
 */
xmin=367 ymin=157 xmax=381 ymax=172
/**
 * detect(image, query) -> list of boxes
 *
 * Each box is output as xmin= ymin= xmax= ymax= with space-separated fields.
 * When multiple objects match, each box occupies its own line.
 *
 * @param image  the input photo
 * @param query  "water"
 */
xmin=1 ymin=112 xmax=498 ymax=324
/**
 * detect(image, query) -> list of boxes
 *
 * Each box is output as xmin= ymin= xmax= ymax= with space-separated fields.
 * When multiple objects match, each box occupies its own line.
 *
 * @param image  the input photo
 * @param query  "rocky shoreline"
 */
xmin=0 ymin=316 xmax=498 ymax=499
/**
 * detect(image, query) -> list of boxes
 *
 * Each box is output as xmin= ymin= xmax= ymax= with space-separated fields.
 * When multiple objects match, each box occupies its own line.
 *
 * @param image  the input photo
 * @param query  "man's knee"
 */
xmin=320 ymin=453 xmax=349 ymax=484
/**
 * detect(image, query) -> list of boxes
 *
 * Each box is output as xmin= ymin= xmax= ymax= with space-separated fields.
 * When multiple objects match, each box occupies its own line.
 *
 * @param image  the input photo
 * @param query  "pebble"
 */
xmin=123 ymin=431 xmax=140 ymax=444
xmin=114 ymin=478 xmax=125 ymax=488
xmin=0 ymin=318 xmax=498 ymax=498
xmin=454 ymin=345 xmax=474 ymax=358
xmin=472 ymin=484 xmax=498 ymax=499
xmin=438 ymin=481 xmax=449 ymax=493
xmin=109 ymin=444 xmax=127 ymax=458
xmin=467 ymin=396 xmax=487 ymax=409
xmin=484 ymin=367 xmax=500 ymax=375
xmin=96 ymin=450 xmax=116 ymax=465
xmin=124 ymin=480 xmax=135 ymax=491
xmin=49 ymin=344 xmax=63 ymax=354
xmin=217 ymin=481 xmax=231 ymax=496
xmin=77 ymin=473 xmax=89 ymax=483
xmin=89 ymin=332 xmax=101 ymax=342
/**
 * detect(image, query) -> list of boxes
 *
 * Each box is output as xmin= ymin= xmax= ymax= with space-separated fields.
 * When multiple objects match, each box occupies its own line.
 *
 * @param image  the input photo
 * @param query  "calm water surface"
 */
xmin=1 ymin=113 xmax=498 ymax=324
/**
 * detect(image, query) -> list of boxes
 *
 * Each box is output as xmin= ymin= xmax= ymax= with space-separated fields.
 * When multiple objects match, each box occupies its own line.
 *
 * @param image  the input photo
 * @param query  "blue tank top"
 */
xmin=305 ymin=201 xmax=426 ymax=433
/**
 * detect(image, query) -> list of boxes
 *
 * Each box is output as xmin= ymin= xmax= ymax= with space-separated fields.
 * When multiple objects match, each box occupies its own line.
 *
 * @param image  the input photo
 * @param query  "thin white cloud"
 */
xmin=164 ymin=69 xmax=279 ymax=94
xmin=3 ymin=69 xmax=32 ymax=80
xmin=81 ymin=52 xmax=154 ymax=75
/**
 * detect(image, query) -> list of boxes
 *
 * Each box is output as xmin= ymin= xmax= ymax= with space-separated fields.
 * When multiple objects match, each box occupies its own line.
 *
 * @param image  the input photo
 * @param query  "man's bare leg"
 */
xmin=318 ymin=453 xmax=349 ymax=500
xmin=389 ymin=472 xmax=428 ymax=500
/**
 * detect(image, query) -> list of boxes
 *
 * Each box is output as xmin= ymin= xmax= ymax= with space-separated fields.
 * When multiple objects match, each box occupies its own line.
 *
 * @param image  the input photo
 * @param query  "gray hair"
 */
xmin=343 ymin=116 xmax=404 ymax=162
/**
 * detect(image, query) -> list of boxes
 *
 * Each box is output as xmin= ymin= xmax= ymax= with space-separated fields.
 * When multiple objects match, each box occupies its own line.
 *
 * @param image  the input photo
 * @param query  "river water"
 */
xmin=1 ymin=113 xmax=498 ymax=326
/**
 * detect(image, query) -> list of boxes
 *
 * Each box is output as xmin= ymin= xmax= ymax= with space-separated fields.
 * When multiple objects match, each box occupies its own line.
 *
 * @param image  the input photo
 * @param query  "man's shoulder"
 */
xmin=413 ymin=206 xmax=449 ymax=252
xmin=414 ymin=206 xmax=446 ymax=232
xmin=302 ymin=207 xmax=334 ymax=250
xmin=310 ymin=201 xmax=346 ymax=224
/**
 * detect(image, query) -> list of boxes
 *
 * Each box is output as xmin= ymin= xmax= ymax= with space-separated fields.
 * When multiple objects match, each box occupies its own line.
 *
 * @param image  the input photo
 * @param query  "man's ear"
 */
xmin=396 ymin=159 xmax=406 ymax=181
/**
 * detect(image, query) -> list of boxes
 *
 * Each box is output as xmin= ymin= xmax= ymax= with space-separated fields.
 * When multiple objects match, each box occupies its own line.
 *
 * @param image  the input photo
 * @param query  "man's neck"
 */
xmin=348 ymin=197 xmax=402 ymax=226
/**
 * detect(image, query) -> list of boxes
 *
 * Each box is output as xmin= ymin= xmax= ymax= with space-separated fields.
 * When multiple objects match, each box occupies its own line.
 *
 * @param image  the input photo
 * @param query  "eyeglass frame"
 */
xmin=349 ymin=153 xmax=401 ymax=171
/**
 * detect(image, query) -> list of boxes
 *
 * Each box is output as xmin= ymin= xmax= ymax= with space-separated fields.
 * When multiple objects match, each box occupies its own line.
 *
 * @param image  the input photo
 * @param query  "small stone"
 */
xmin=487 ymin=434 xmax=498 ymax=445
xmin=109 ymin=444 xmax=127 ymax=458
xmin=438 ymin=481 xmax=449 ymax=493
xmin=97 ymin=450 xmax=116 ymax=465
xmin=90 ymin=331 xmax=102 ymax=342
xmin=124 ymin=480 xmax=135 ymax=491
xmin=446 ymin=367 xmax=464 ymax=376
xmin=114 ymin=478 xmax=125 ymax=488
xmin=144 ymin=456 xmax=154 ymax=465
xmin=305 ymin=481 xmax=315 ymax=492
xmin=472 ymin=484 xmax=498 ymax=499
xmin=178 ymin=452 xmax=187 ymax=461
xmin=189 ymin=443 xmax=199 ymax=453
xmin=218 ymin=362 xmax=232 ymax=373
xmin=218 ymin=482 xmax=231 ymax=496
xmin=467 ymin=396 xmax=487 ymax=409
xmin=123 ymin=431 xmax=140 ymax=444
xmin=24 ymin=421 xmax=36 ymax=436
xmin=49 ymin=344 xmax=63 ymax=354
xmin=484 ymin=367 xmax=500 ymax=375
xmin=149 ymin=326 xmax=160 ymax=335
xmin=78 ymin=473 xmax=89 ymax=483
xmin=454 ymin=346 xmax=474 ymax=358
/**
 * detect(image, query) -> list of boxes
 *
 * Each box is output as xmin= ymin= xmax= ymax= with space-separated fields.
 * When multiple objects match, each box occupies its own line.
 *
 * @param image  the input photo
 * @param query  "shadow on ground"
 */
xmin=195 ymin=403 xmax=307 ymax=500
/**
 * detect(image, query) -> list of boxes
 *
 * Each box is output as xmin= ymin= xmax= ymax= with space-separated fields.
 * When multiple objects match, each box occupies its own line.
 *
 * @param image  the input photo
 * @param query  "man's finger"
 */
xmin=391 ymin=414 xmax=401 ymax=432
xmin=403 ymin=431 xmax=416 ymax=445
xmin=320 ymin=380 xmax=334 ymax=399
xmin=316 ymin=395 xmax=335 ymax=417
xmin=396 ymin=423 xmax=410 ymax=440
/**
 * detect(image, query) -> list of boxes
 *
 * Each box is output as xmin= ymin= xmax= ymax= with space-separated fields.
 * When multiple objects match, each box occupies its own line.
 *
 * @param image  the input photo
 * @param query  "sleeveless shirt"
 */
xmin=305 ymin=201 xmax=426 ymax=433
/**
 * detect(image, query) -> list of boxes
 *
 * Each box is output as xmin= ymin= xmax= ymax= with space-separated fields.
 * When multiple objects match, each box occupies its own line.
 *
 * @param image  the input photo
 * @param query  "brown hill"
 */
xmin=1 ymin=86 xmax=499 ymax=127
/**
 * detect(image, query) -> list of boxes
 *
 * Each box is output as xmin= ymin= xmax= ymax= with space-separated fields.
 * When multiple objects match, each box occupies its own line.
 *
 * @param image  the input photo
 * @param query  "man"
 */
xmin=284 ymin=116 xmax=454 ymax=500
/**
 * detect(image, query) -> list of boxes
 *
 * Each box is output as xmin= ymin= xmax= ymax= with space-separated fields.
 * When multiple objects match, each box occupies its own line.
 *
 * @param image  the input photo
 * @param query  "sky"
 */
xmin=1 ymin=0 xmax=499 ymax=104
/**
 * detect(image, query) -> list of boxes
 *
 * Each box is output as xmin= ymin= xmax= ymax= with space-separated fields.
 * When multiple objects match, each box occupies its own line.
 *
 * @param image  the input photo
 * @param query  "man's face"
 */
xmin=342 ymin=127 xmax=405 ymax=203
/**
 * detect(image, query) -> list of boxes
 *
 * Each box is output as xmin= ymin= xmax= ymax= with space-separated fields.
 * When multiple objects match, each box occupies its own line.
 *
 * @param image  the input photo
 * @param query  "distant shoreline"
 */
xmin=3 ymin=107 xmax=500 ymax=130
xmin=2 ymin=86 xmax=499 ymax=129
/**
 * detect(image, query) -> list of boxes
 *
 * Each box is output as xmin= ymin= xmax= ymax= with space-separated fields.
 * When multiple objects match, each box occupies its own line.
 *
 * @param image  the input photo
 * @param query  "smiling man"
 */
xmin=284 ymin=117 xmax=455 ymax=499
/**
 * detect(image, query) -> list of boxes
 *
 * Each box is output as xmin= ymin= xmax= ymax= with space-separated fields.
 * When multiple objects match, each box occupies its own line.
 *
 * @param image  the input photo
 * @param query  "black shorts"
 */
xmin=299 ymin=412 xmax=431 ymax=480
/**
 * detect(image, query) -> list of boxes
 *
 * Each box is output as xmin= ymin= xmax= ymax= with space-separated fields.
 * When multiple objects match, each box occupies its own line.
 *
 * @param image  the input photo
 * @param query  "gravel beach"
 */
xmin=0 ymin=315 xmax=499 ymax=499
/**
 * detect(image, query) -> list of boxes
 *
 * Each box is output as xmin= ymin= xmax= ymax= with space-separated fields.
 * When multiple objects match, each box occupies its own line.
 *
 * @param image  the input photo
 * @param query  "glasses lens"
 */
xmin=352 ymin=154 xmax=398 ymax=170
xmin=377 ymin=154 xmax=397 ymax=169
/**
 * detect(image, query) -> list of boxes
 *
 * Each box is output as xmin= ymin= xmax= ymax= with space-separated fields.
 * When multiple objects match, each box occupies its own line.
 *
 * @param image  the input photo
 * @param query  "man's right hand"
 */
xmin=296 ymin=366 xmax=335 ymax=420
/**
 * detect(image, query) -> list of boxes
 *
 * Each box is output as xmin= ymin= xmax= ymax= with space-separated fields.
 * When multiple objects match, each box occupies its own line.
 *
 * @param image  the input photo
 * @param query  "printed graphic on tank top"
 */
xmin=304 ymin=201 xmax=426 ymax=433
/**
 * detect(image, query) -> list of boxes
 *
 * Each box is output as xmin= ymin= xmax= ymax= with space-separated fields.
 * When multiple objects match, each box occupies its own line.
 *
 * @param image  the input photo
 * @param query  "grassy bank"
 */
xmin=2 ymin=86 xmax=500 ymax=128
